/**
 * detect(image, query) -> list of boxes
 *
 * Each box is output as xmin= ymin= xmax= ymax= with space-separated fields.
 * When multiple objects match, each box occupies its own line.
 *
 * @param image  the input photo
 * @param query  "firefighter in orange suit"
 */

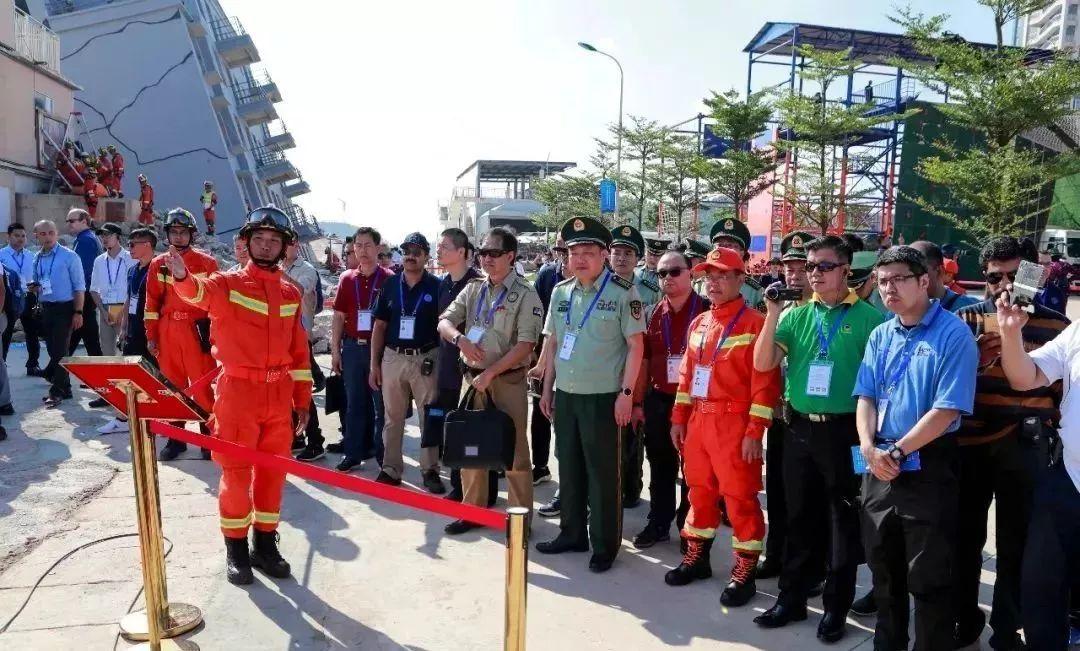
xmin=137 ymin=175 xmax=155 ymax=225
xmin=166 ymin=206 xmax=312 ymax=585
xmin=108 ymin=145 xmax=124 ymax=197
xmin=200 ymin=181 xmax=218 ymax=235
xmin=83 ymin=169 xmax=109 ymax=220
xmin=96 ymin=147 xmax=114 ymax=197
xmin=665 ymin=247 xmax=781 ymax=608
xmin=145 ymin=208 xmax=219 ymax=462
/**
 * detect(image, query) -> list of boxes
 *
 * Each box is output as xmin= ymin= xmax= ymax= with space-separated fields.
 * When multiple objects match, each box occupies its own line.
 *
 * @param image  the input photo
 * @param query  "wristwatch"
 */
xmin=621 ymin=387 xmax=633 ymax=396
xmin=885 ymin=442 xmax=907 ymax=462
xmin=452 ymin=333 xmax=462 ymax=346
xmin=74 ymin=309 xmax=83 ymax=314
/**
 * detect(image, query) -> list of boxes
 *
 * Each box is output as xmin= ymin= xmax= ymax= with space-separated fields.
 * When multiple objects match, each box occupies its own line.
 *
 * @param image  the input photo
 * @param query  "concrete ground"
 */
xmin=2 ymin=295 xmax=1074 ymax=649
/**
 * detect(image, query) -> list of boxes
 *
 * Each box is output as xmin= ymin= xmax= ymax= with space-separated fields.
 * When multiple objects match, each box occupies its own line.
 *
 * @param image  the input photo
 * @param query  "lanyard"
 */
xmin=106 ymin=255 xmax=122 ymax=287
xmin=565 ymin=271 xmax=612 ymax=332
xmin=35 ymin=250 xmax=57 ymax=283
xmin=815 ymin=303 xmax=850 ymax=359
xmin=11 ymin=250 xmax=24 ymax=274
xmin=661 ymin=293 xmax=699 ymax=354
xmin=878 ymin=304 xmax=942 ymax=396
xmin=398 ymin=272 xmax=424 ymax=318
xmin=355 ymin=268 xmax=383 ymax=310
xmin=696 ymin=304 xmax=747 ymax=365
xmin=474 ymin=282 xmax=509 ymax=326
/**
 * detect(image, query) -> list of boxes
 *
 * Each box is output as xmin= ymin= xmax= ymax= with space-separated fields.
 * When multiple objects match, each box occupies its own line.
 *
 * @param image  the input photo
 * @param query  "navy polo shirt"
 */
xmin=72 ymin=229 xmax=102 ymax=288
xmin=374 ymin=271 xmax=441 ymax=349
xmin=853 ymin=300 xmax=979 ymax=441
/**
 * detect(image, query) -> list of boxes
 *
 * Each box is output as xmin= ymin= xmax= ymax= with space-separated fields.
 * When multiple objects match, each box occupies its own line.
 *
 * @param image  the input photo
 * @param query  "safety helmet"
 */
xmin=98 ymin=146 xmax=107 ymax=154
xmin=107 ymin=145 xmax=117 ymax=153
xmin=239 ymin=205 xmax=295 ymax=244
xmin=164 ymin=208 xmax=198 ymax=232
xmin=137 ymin=173 xmax=147 ymax=184
xmin=204 ymin=181 xmax=213 ymax=188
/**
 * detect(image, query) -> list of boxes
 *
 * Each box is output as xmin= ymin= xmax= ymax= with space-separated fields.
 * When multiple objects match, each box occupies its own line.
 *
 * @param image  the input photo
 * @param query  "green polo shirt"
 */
xmin=543 ymin=271 xmax=646 ymax=394
xmin=774 ymin=290 xmax=884 ymax=415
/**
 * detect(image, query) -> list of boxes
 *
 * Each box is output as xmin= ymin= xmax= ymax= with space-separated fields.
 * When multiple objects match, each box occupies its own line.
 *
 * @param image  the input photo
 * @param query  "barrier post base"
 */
xmin=128 ymin=639 xmax=200 ymax=651
xmin=119 ymin=602 xmax=203 ymax=641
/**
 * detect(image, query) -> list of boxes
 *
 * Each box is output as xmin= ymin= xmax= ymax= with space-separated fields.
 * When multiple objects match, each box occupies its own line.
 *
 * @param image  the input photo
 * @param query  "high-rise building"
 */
xmin=24 ymin=0 xmax=317 ymax=237
xmin=1019 ymin=2 xmax=1080 ymax=114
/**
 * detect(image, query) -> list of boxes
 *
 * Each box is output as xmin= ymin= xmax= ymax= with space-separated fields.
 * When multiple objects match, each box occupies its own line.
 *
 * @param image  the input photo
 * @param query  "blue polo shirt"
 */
xmin=373 ymin=270 xmax=441 ymax=349
xmin=32 ymin=245 xmax=85 ymax=303
xmin=941 ymin=287 xmax=980 ymax=313
xmin=853 ymin=300 xmax=978 ymax=441
xmin=71 ymin=229 xmax=102 ymax=288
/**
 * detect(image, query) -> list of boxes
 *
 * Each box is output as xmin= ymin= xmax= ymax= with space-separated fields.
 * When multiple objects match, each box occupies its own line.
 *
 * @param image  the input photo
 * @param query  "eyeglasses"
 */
xmin=984 ymin=270 xmax=1018 ymax=284
xmin=876 ymin=273 xmax=919 ymax=288
xmin=805 ymin=261 xmax=846 ymax=273
xmin=656 ymin=267 xmax=687 ymax=279
xmin=552 ymin=247 xmax=568 ymax=254
xmin=477 ymin=248 xmax=508 ymax=258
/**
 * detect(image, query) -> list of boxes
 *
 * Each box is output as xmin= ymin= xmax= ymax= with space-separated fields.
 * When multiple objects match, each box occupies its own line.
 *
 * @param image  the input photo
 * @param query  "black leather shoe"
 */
xmin=336 ymin=457 xmax=362 ymax=473
xmin=444 ymin=519 xmax=481 ymax=535
xmin=444 ymin=489 xmax=463 ymax=502
xmin=755 ymin=556 xmax=782 ymax=579
xmin=422 ymin=470 xmax=446 ymax=494
xmin=535 ymin=536 xmax=589 ymax=554
xmin=200 ymin=447 xmax=212 ymax=460
xmin=850 ymin=590 xmax=877 ymax=617
xmin=588 ymin=555 xmax=614 ymax=573
xmin=250 ymin=530 xmax=291 ymax=579
xmin=754 ymin=602 xmax=808 ymax=628
xmin=295 ymin=445 xmax=325 ymax=462
xmin=291 ymin=436 xmax=306 ymax=452
xmin=953 ymin=608 xmax=986 ymax=648
xmin=374 ymin=470 xmax=401 ymax=486
xmin=0 ymin=403 xmax=15 ymax=416
xmin=224 ymin=536 xmax=253 ymax=585
xmin=26 ymin=366 xmax=44 ymax=378
xmin=159 ymin=441 xmax=186 ymax=462
xmin=817 ymin=610 xmax=848 ymax=643
xmin=326 ymin=442 xmax=344 ymax=454
xmin=88 ymin=398 xmax=108 ymax=409
xmin=632 ymin=522 xmax=671 ymax=549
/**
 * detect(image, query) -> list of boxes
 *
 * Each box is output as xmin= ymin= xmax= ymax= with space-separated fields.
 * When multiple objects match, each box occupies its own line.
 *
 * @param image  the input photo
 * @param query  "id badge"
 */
xmin=466 ymin=325 xmax=486 ymax=344
xmin=559 ymin=333 xmax=577 ymax=360
xmin=40 ymin=279 xmax=52 ymax=296
xmin=877 ymin=398 xmax=888 ymax=434
xmin=128 ymin=296 xmax=139 ymax=315
xmin=806 ymin=360 xmax=833 ymax=397
xmin=666 ymin=355 xmax=681 ymax=384
xmin=357 ymin=310 xmax=373 ymax=332
xmin=399 ymin=317 xmax=415 ymax=340
xmin=691 ymin=365 xmax=711 ymax=399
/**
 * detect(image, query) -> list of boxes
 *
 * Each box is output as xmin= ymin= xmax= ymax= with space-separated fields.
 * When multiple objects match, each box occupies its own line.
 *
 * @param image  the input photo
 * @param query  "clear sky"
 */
xmin=222 ymin=0 xmax=1000 ymax=243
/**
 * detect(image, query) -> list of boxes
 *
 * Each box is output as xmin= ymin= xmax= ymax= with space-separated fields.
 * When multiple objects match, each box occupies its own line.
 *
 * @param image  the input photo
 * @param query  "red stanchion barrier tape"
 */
xmin=147 ymin=421 xmax=506 ymax=530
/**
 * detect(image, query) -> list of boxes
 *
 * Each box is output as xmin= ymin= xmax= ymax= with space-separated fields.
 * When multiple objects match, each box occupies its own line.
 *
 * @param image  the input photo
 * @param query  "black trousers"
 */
xmin=764 ymin=417 xmax=788 ymax=561
xmin=1023 ymin=462 xmax=1080 ymax=651
xmin=42 ymin=301 xmax=74 ymax=396
xmin=952 ymin=435 xmax=1035 ymax=645
xmin=862 ymin=440 xmax=958 ymax=651
xmin=438 ymin=387 xmax=496 ymax=503
xmin=2 ymin=293 xmax=41 ymax=368
xmin=305 ymin=398 xmax=323 ymax=447
xmin=531 ymin=394 xmax=552 ymax=469
xmin=68 ymin=292 xmax=102 ymax=356
xmin=622 ymin=421 xmax=644 ymax=503
xmin=642 ymin=390 xmax=680 ymax=529
xmin=778 ymin=413 xmax=861 ymax=612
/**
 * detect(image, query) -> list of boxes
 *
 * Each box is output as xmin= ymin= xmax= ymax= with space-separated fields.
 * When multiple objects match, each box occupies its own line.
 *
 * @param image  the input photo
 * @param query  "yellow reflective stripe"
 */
xmin=220 ymin=513 xmax=252 ymax=529
xmin=280 ymin=303 xmax=299 ymax=317
xmin=290 ymin=369 xmax=313 ymax=382
xmin=192 ymin=272 xmax=208 ymax=279
xmin=749 ymin=403 xmax=773 ymax=419
xmin=228 ymin=290 xmax=268 ymax=315
xmin=143 ymin=312 xmax=159 ymax=320
xmin=683 ymin=524 xmax=716 ymax=540
xmin=253 ymin=511 xmax=279 ymax=524
xmin=732 ymin=537 xmax=764 ymax=552
xmin=776 ymin=341 xmax=788 ymax=353
xmin=188 ymin=278 xmax=206 ymax=304
xmin=675 ymin=392 xmax=692 ymax=406
xmin=720 ymin=333 xmax=755 ymax=349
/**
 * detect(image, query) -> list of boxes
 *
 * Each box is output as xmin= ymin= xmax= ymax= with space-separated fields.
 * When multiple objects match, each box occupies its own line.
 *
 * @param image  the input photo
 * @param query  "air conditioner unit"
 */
xmin=34 ymin=93 xmax=53 ymax=115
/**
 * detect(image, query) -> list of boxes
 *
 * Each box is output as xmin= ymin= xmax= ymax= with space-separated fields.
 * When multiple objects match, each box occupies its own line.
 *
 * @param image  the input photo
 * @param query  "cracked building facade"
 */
xmin=25 ymin=0 xmax=312 ymax=237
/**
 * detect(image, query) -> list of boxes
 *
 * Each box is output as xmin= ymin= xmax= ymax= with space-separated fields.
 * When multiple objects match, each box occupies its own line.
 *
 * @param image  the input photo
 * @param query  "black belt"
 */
xmin=387 ymin=343 xmax=437 ymax=356
xmin=790 ymin=410 xmax=852 ymax=423
xmin=342 ymin=336 xmax=370 ymax=344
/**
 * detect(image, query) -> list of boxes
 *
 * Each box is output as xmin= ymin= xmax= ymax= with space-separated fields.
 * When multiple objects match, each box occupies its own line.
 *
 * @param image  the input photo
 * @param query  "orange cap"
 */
xmin=942 ymin=259 xmax=959 ymax=275
xmin=692 ymin=246 xmax=745 ymax=274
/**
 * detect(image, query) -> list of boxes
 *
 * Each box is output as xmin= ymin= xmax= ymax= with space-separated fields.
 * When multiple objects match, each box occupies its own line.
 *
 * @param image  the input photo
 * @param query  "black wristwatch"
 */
xmin=885 ymin=442 xmax=906 ymax=462
xmin=74 ymin=309 xmax=83 ymax=314
xmin=452 ymin=332 xmax=462 ymax=346
xmin=621 ymin=387 xmax=633 ymax=396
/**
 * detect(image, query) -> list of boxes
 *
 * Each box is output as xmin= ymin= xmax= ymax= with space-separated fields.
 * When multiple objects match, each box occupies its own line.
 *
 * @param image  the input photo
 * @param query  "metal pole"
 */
xmin=610 ymin=54 xmax=625 ymax=226
xmin=504 ymin=507 xmax=529 ymax=651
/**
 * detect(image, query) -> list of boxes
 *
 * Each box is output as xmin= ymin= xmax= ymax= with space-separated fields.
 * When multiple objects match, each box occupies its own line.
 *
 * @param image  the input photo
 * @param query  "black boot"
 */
xmin=159 ymin=440 xmax=186 ymax=462
xmin=250 ymin=530 xmax=291 ymax=579
xmin=224 ymin=536 xmax=253 ymax=585
xmin=665 ymin=536 xmax=713 ymax=586
xmin=719 ymin=552 xmax=759 ymax=607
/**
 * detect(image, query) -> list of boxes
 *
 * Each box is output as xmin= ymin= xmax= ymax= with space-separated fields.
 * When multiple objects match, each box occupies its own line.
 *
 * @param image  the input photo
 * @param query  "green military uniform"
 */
xmin=710 ymin=217 xmax=763 ymax=309
xmin=612 ymin=224 xmax=660 ymax=306
xmin=634 ymin=236 xmax=670 ymax=290
xmin=683 ymin=238 xmax=711 ymax=299
xmin=541 ymin=217 xmax=646 ymax=564
xmin=847 ymin=250 xmax=890 ymax=316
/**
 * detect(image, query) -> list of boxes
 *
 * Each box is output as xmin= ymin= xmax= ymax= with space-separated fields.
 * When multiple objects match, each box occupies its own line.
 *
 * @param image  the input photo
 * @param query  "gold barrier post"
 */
xmin=117 ymin=382 xmax=202 ymax=651
xmin=504 ymin=506 xmax=529 ymax=651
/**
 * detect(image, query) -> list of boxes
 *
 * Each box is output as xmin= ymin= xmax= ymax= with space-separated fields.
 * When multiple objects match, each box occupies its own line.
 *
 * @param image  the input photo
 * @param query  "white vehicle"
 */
xmin=1040 ymin=229 xmax=1080 ymax=265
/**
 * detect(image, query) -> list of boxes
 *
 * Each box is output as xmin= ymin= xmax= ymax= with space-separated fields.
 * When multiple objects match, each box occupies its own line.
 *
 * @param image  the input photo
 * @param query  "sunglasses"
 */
xmin=656 ymin=267 xmax=687 ymax=279
xmin=984 ymin=270 xmax=1018 ymax=284
xmin=552 ymin=247 xmax=568 ymax=254
xmin=805 ymin=261 xmax=846 ymax=273
xmin=477 ymin=248 xmax=508 ymax=258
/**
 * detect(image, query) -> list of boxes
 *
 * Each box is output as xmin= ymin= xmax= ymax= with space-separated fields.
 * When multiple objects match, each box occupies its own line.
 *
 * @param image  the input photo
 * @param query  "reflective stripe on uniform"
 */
xmin=749 ymin=403 xmax=773 ymax=419
xmin=721 ymin=333 xmax=755 ymax=349
xmin=675 ymin=392 xmax=692 ymax=406
xmin=732 ymin=537 xmax=764 ymax=552
xmin=290 ymin=369 xmax=312 ymax=382
xmin=683 ymin=523 xmax=716 ymax=540
xmin=144 ymin=312 xmax=159 ymax=320
xmin=279 ymin=303 xmax=299 ymax=317
xmin=220 ymin=513 xmax=253 ymax=529
xmin=155 ymin=274 xmax=174 ymax=285
xmin=253 ymin=511 xmax=279 ymax=525
xmin=188 ymin=278 xmax=206 ymax=304
xmin=228 ymin=290 xmax=268 ymax=315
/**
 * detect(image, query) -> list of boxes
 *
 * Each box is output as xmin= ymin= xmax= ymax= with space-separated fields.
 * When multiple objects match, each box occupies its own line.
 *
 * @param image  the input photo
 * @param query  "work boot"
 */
xmin=200 ymin=448 xmax=212 ymax=460
xmin=665 ymin=536 xmax=713 ymax=586
xmin=250 ymin=530 xmax=291 ymax=579
xmin=224 ymin=536 xmax=253 ymax=585
xmin=159 ymin=440 xmax=186 ymax=461
xmin=719 ymin=551 xmax=759 ymax=607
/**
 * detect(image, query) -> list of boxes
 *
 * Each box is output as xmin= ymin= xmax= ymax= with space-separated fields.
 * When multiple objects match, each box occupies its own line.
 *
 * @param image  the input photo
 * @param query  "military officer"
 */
xmin=611 ymin=224 xmax=660 ymax=306
xmin=710 ymin=217 xmax=763 ymax=309
xmin=684 ymin=238 xmax=712 ymax=300
xmin=635 ymin=235 xmax=671 ymax=289
xmin=536 ymin=216 xmax=646 ymax=573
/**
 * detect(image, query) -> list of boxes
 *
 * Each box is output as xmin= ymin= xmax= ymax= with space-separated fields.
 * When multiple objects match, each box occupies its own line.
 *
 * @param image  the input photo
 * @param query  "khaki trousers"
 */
xmin=462 ymin=370 xmax=532 ymax=509
xmin=381 ymin=347 xmax=440 ymax=480
xmin=98 ymin=307 xmax=122 ymax=356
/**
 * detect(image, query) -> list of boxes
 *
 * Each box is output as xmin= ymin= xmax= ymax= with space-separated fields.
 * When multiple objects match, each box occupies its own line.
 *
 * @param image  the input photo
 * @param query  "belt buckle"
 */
xmin=808 ymin=413 xmax=825 ymax=423
xmin=172 ymin=312 xmax=189 ymax=321
xmin=265 ymin=368 xmax=283 ymax=383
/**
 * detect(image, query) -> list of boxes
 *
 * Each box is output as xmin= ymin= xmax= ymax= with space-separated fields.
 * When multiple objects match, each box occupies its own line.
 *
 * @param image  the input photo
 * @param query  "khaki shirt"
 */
xmin=440 ymin=270 xmax=543 ymax=371
xmin=542 ymin=270 xmax=646 ymax=394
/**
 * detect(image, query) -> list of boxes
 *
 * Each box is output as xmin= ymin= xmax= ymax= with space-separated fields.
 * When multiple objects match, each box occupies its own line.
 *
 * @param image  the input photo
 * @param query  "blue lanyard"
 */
xmin=11 ymin=250 xmax=24 ymax=274
xmin=474 ymin=282 xmax=509 ymax=326
xmin=106 ymin=255 xmax=122 ymax=287
xmin=565 ymin=271 xmax=612 ymax=332
xmin=355 ymin=268 xmax=383 ymax=310
xmin=878 ymin=303 xmax=942 ymax=396
xmin=661 ymin=293 xmax=699 ymax=354
xmin=697 ymin=304 xmax=747 ymax=365
xmin=815 ymin=303 xmax=850 ymax=359
xmin=398 ymin=272 xmax=424 ymax=318
xmin=35 ymin=250 xmax=56 ymax=283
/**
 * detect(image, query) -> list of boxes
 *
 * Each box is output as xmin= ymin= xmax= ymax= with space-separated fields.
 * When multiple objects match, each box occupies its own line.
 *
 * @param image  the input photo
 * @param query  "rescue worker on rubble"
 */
xmin=108 ymin=145 xmax=124 ymax=197
xmin=665 ymin=247 xmax=781 ymax=608
xmin=137 ymin=175 xmax=155 ymax=226
xmin=56 ymin=141 xmax=82 ymax=192
xmin=166 ymin=205 xmax=312 ymax=586
xmin=146 ymin=208 xmax=218 ymax=461
xmin=82 ymin=169 xmax=109 ymax=221
xmin=200 ymin=181 xmax=218 ymax=235
xmin=96 ymin=147 xmax=114 ymax=197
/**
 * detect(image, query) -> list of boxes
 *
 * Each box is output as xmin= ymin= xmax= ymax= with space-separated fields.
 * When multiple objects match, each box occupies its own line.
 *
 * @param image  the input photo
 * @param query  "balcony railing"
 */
xmin=14 ymin=7 xmax=60 ymax=73
xmin=209 ymin=15 xmax=247 ymax=41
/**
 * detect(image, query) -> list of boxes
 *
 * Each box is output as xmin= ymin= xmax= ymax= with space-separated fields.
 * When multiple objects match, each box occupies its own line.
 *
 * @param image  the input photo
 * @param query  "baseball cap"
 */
xmin=692 ymin=247 xmax=745 ymax=275
xmin=96 ymin=223 xmax=123 ymax=237
xmin=401 ymin=232 xmax=430 ymax=253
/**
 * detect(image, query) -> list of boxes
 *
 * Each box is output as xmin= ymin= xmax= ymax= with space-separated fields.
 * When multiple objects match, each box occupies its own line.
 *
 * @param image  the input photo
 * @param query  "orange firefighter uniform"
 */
xmin=138 ymin=182 xmax=155 ymax=225
xmin=110 ymin=152 xmax=125 ymax=195
xmin=83 ymin=177 xmax=109 ymax=220
xmin=200 ymin=189 xmax=218 ymax=234
xmin=56 ymin=148 xmax=82 ymax=191
xmin=670 ymin=296 xmax=781 ymax=598
xmin=144 ymin=248 xmax=219 ymax=413
xmin=172 ymin=261 xmax=312 ymax=538
xmin=97 ymin=155 xmax=114 ymax=196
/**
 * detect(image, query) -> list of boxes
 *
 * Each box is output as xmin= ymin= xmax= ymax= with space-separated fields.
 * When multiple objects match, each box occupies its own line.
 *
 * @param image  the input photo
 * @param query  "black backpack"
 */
xmin=2 ymin=266 xmax=25 ymax=321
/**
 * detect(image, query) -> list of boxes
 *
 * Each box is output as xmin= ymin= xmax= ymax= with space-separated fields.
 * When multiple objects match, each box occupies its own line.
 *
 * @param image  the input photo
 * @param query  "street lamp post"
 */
xmin=578 ymin=41 xmax=624 ymax=225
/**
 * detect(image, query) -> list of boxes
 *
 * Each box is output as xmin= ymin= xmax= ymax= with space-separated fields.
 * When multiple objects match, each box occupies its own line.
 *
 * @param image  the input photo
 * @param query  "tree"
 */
xmin=530 ymin=172 xmax=602 ymax=233
xmin=892 ymin=1 xmax=1080 ymax=242
xmin=654 ymin=134 xmax=700 ymax=236
xmin=602 ymin=115 xmax=666 ymax=229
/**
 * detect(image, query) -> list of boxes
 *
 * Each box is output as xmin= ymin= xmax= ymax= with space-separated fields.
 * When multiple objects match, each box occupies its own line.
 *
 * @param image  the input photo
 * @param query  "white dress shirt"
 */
xmin=1031 ymin=321 xmax=1080 ymax=490
xmin=284 ymin=258 xmax=319 ymax=334
xmin=89 ymin=248 xmax=135 ymax=305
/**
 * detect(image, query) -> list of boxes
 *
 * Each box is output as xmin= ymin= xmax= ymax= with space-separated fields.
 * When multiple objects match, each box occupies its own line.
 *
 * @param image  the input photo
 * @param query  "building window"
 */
xmin=1068 ymin=25 xmax=1077 ymax=41
xmin=33 ymin=92 xmax=53 ymax=115
xmin=1070 ymin=4 xmax=1078 ymax=15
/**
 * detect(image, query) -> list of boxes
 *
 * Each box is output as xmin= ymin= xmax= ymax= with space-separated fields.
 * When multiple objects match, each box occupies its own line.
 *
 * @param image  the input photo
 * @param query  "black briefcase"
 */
xmin=421 ymin=402 xmax=448 ymax=449
xmin=442 ymin=387 xmax=516 ymax=470
xmin=323 ymin=374 xmax=345 ymax=415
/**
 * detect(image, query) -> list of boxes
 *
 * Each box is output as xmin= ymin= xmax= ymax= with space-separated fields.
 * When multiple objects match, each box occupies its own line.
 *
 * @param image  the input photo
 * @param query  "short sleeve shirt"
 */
xmin=440 ymin=271 xmax=543 ymax=371
xmin=373 ymin=271 xmax=441 ymax=348
xmin=542 ymin=271 xmax=646 ymax=394
xmin=774 ymin=291 xmax=885 ymax=414
xmin=334 ymin=267 xmax=391 ymax=340
xmin=1030 ymin=321 xmax=1080 ymax=491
